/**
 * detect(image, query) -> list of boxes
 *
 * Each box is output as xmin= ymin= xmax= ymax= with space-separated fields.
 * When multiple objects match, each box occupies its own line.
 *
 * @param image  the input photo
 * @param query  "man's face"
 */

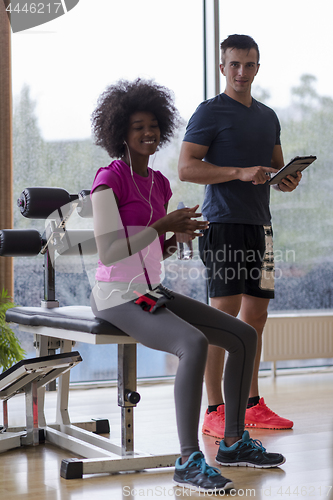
xmin=220 ymin=47 xmax=259 ymax=96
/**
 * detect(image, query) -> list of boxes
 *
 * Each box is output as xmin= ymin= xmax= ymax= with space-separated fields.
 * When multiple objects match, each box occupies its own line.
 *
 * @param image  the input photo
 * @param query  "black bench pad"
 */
xmin=6 ymin=306 xmax=128 ymax=337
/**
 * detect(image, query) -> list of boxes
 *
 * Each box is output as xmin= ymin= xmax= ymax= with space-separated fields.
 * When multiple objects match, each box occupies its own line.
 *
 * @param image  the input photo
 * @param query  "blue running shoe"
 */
xmin=216 ymin=430 xmax=286 ymax=468
xmin=173 ymin=451 xmax=234 ymax=493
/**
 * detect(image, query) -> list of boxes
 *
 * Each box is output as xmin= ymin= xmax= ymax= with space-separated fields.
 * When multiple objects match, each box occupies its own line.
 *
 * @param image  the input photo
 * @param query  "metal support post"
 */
xmin=34 ymin=334 xmax=49 ymax=428
xmin=2 ymin=400 xmax=8 ymax=430
xmin=23 ymin=381 xmax=39 ymax=446
xmin=56 ymin=339 xmax=73 ymax=427
xmin=118 ymin=343 xmax=139 ymax=455
xmin=42 ymin=242 xmax=59 ymax=309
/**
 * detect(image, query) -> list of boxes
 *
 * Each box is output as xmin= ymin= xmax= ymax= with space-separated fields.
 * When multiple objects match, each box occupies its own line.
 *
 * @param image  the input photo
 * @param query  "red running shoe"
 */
xmin=202 ymin=405 xmax=225 ymax=438
xmin=245 ymin=398 xmax=293 ymax=429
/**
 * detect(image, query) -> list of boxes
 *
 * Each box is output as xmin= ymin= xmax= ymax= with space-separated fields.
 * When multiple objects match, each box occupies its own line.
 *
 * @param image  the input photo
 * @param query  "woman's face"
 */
xmin=125 ymin=111 xmax=161 ymax=159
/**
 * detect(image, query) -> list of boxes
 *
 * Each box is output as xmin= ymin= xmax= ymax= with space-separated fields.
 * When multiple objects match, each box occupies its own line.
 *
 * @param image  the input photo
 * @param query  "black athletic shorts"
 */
xmin=199 ymin=223 xmax=275 ymax=299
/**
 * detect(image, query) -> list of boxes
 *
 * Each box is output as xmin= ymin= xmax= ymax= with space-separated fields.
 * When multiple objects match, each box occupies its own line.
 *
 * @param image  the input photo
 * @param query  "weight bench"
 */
xmin=0 ymin=351 xmax=82 ymax=451
xmin=0 ymin=186 xmax=178 ymax=479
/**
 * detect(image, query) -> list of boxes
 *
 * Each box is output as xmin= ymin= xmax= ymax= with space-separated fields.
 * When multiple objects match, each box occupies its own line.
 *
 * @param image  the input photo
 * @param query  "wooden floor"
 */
xmin=1 ymin=369 xmax=333 ymax=499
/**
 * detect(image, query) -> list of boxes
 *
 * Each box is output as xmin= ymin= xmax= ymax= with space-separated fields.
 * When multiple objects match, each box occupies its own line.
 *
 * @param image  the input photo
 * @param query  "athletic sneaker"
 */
xmin=202 ymin=405 xmax=225 ymax=438
xmin=173 ymin=451 xmax=234 ymax=493
xmin=245 ymin=398 xmax=293 ymax=429
xmin=215 ymin=430 xmax=286 ymax=468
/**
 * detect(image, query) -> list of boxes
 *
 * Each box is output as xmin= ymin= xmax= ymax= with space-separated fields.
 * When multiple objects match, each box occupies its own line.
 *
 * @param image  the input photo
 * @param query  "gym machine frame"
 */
xmin=1 ymin=187 xmax=178 ymax=478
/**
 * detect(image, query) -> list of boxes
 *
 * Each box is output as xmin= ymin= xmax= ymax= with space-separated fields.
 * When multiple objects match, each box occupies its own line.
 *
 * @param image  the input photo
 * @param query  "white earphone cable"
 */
xmin=97 ymin=142 xmax=156 ymax=301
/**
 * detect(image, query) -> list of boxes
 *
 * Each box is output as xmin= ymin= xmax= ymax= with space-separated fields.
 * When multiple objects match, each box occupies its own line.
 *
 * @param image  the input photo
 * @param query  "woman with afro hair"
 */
xmin=90 ymin=78 xmax=285 ymax=493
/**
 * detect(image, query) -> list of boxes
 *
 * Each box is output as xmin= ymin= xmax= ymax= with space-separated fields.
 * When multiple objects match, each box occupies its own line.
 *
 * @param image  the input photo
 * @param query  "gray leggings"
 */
xmin=90 ymin=285 xmax=257 ymax=457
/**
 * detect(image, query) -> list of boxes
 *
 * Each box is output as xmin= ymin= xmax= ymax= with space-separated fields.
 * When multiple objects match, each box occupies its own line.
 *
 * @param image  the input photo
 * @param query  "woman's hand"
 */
xmin=153 ymin=205 xmax=209 ymax=237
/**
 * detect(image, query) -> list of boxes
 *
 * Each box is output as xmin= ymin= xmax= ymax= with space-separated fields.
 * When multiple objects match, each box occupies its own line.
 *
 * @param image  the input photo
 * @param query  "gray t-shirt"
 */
xmin=183 ymin=93 xmax=281 ymax=225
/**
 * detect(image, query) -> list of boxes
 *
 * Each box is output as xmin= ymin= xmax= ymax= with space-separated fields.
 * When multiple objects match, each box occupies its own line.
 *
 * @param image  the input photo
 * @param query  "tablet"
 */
xmin=268 ymin=155 xmax=317 ymax=185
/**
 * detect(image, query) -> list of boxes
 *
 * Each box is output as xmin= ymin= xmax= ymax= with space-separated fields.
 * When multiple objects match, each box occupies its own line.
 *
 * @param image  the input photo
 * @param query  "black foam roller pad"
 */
xmin=17 ymin=187 xmax=71 ymax=219
xmin=0 ymin=229 xmax=42 ymax=256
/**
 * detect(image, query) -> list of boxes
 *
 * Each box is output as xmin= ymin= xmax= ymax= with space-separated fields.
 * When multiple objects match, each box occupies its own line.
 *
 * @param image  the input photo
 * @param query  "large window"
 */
xmin=217 ymin=0 xmax=333 ymax=371
xmin=11 ymin=0 xmax=333 ymax=380
xmin=11 ymin=0 xmax=204 ymax=381
xmin=217 ymin=0 xmax=333 ymax=314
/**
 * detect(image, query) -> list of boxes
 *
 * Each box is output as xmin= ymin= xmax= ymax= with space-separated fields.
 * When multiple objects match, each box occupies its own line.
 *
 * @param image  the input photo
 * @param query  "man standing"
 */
xmin=178 ymin=34 xmax=301 ymax=438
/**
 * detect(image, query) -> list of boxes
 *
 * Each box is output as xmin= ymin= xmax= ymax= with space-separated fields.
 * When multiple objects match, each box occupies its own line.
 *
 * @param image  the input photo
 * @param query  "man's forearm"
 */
xmin=178 ymin=157 xmax=239 ymax=185
xmin=178 ymin=142 xmax=279 ymax=186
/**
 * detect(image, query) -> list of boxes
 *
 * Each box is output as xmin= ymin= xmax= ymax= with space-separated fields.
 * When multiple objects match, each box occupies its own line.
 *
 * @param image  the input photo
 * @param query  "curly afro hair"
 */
xmin=91 ymin=78 xmax=182 ymax=158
